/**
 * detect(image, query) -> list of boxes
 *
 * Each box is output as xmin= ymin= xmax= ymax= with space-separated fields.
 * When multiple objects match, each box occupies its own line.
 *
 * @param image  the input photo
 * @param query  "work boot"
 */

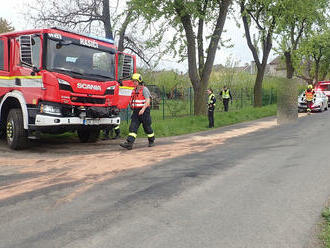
xmin=148 ymin=141 xmax=155 ymax=147
xmin=120 ymin=141 xmax=133 ymax=150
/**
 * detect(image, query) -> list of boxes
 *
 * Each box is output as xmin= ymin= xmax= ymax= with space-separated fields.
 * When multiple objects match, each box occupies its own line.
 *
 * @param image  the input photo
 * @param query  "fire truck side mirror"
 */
xmin=30 ymin=66 xmax=40 ymax=76
xmin=55 ymin=40 xmax=72 ymax=49
xmin=19 ymin=35 xmax=34 ymax=67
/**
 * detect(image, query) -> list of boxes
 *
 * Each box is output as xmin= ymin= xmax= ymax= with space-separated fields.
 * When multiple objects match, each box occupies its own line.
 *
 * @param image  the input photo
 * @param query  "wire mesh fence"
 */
xmin=120 ymin=85 xmax=277 ymax=123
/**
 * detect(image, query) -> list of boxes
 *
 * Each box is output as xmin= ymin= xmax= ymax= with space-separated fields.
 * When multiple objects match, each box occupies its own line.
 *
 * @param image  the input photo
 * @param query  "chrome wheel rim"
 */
xmin=6 ymin=120 xmax=14 ymax=143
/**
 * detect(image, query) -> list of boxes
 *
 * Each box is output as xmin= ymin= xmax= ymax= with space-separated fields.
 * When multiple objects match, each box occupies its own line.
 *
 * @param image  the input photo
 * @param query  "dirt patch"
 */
xmin=0 ymin=118 xmax=281 ymax=203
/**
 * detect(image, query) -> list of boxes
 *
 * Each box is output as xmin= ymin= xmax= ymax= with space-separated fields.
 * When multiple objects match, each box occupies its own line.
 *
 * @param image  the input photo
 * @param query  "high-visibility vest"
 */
xmin=305 ymin=90 xmax=314 ymax=101
xmin=130 ymin=87 xmax=146 ymax=109
xmin=222 ymin=89 xmax=230 ymax=99
xmin=208 ymin=93 xmax=215 ymax=105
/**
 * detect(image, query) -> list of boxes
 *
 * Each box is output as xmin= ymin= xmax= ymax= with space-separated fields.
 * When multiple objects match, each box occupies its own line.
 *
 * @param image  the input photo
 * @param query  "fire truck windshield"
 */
xmin=46 ymin=38 xmax=116 ymax=81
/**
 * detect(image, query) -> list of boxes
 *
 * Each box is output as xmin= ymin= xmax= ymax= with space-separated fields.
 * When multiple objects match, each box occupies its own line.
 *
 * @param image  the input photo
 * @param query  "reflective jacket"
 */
xmin=222 ymin=89 xmax=231 ymax=99
xmin=305 ymin=90 xmax=315 ymax=101
xmin=208 ymin=93 xmax=216 ymax=105
xmin=130 ymin=86 xmax=146 ymax=109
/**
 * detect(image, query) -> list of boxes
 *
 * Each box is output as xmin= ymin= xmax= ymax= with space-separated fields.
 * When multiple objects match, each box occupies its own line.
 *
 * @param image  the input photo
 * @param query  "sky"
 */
xmin=0 ymin=0 xmax=277 ymax=73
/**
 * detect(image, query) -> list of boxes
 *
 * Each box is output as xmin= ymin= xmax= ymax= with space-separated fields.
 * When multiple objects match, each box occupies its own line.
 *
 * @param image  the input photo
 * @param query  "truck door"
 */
xmin=116 ymin=52 xmax=136 ymax=109
xmin=13 ymin=34 xmax=43 ymax=104
xmin=0 ymin=37 xmax=9 ymax=94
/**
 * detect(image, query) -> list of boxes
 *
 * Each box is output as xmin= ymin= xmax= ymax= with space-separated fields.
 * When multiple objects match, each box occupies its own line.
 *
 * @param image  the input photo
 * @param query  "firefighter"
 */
xmin=207 ymin=88 xmax=216 ymax=128
xmin=219 ymin=85 xmax=233 ymax=112
xmin=305 ymin=84 xmax=315 ymax=114
xmin=120 ymin=73 xmax=155 ymax=150
xmin=102 ymin=124 xmax=120 ymax=140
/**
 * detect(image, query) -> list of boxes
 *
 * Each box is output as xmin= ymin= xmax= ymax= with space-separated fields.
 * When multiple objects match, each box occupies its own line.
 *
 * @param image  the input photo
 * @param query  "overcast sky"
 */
xmin=1 ymin=0 xmax=276 ymax=73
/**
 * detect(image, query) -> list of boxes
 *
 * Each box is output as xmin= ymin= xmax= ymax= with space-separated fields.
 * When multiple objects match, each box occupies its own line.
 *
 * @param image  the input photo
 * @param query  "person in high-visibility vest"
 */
xmin=219 ymin=85 xmax=232 ymax=112
xmin=102 ymin=124 xmax=120 ymax=140
xmin=207 ymin=88 xmax=216 ymax=128
xmin=305 ymin=84 xmax=315 ymax=114
xmin=120 ymin=73 xmax=155 ymax=150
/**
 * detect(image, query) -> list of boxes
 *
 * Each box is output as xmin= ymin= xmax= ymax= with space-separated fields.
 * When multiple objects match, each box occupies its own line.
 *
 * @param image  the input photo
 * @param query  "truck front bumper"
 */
xmin=34 ymin=114 xmax=120 ymax=127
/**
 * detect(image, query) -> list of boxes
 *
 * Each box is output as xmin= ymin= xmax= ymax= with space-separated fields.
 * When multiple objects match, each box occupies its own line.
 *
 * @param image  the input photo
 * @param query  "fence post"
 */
xmin=162 ymin=85 xmax=165 ymax=120
xmin=270 ymin=88 xmax=273 ymax=105
xmin=190 ymin=87 xmax=192 ymax=115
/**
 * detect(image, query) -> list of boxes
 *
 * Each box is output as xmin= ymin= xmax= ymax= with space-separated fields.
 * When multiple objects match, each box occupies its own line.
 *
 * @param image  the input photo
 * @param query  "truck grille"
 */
xmin=71 ymin=96 xmax=105 ymax=104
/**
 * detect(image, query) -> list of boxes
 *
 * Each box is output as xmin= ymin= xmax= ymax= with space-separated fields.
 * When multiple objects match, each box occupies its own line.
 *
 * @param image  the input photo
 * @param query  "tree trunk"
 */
xmin=284 ymin=51 xmax=294 ymax=79
xmin=102 ymin=0 xmax=113 ymax=40
xmin=254 ymin=66 xmax=266 ymax=107
xmin=193 ymin=81 xmax=208 ymax=115
xmin=118 ymin=10 xmax=133 ymax=52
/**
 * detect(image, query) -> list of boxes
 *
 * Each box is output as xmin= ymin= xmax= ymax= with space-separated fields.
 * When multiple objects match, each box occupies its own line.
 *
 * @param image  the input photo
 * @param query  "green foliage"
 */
xmin=321 ymin=207 xmax=330 ymax=247
xmin=140 ymin=69 xmax=190 ymax=93
xmin=275 ymin=0 xmax=329 ymax=79
xmin=0 ymin=18 xmax=14 ymax=34
xmin=294 ymin=28 xmax=330 ymax=82
xmin=276 ymin=0 xmax=328 ymax=49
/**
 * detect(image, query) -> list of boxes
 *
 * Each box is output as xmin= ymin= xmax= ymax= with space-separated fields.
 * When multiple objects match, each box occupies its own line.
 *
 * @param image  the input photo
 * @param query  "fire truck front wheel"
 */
xmin=77 ymin=128 xmax=100 ymax=143
xmin=6 ymin=109 xmax=29 ymax=150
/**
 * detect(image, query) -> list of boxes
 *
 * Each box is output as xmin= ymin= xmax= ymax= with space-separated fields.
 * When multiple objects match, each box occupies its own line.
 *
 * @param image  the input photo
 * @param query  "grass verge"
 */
xmin=119 ymin=104 xmax=277 ymax=138
xmin=41 ymin=104 xmax=277 ymax=140
xmin=320 ymin=207 xmax=330 ymax=247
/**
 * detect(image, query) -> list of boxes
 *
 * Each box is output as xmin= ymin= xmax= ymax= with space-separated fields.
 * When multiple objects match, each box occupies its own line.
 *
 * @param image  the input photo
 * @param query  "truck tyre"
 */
xmin=6 ymin=109 xmax=29 ymax=150
xmin=0 ymin=124 xmax=5 ymax=139
xmin=77 ymin=129 xmax=100 ymax=143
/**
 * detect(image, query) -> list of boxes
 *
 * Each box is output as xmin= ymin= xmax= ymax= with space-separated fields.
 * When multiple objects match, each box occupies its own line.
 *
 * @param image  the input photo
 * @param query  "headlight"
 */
xmin=58 ymin=79 xmax=73 ymax=92
xmin=40 ymin=104 xmax=62 ymax=116
xmin=105 ymin=85 xmax=116 ymax=95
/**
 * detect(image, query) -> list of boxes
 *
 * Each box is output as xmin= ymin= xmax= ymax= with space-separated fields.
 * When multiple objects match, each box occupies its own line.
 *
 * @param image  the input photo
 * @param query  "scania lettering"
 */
xmin=77 ymin=83 xmax=102 ymax=91
xmin=0 ymin=28 xmax=136 ymax=149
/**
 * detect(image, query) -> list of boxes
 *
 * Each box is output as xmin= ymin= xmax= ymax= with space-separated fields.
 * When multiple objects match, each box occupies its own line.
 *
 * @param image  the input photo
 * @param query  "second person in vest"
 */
xmin=120 ymin=73 xmax=155 ymax=150
xmin=219 ymin=85 xmax=233 ymax=112
xmin=207 ymin=88 xmax=216 ymax=128
xmin=305 ymin=84 xmax=315 ymax=114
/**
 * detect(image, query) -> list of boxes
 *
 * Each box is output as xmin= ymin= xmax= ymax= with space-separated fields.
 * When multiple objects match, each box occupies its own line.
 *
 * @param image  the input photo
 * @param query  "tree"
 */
xmin=131 ymin=0 xmax=233 ymax=115
xmin=294 ymin=29 xmax=330 ymax=84
xmin=25 ymin=0 xmax=164 ymax=66
xmin=239 ymin=0 xmax=285 ymax=107
xmin=276 ymin=0 xmax=329 ymax=79
xmin=0 ymin=18 xmax=14 ymax=34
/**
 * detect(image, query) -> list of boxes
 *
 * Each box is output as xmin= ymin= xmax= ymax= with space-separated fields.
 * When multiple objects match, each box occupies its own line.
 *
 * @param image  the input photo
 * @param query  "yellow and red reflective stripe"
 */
xmin=0 ymin=76 xmax=42 ymax=79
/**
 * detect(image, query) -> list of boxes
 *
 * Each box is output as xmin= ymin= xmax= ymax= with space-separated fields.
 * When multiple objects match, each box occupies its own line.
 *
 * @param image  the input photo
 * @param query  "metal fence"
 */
xmin=120 ymin=86 xmax=277 ymax=122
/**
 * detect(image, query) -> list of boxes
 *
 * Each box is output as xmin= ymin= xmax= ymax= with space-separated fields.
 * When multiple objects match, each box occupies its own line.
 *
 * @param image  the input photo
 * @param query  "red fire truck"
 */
xmin=0 ymin=28 xmax=136 ymax=149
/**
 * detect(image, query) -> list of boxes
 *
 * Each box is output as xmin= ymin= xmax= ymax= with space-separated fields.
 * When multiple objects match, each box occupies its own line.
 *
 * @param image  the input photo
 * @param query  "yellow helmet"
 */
xmin=132 ymin=73 xmax=142 ymax=83
xmin=308 ymin=84 xmax=313 ymax=89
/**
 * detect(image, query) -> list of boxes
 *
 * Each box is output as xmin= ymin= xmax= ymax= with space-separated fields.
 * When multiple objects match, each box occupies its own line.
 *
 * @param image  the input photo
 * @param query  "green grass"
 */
xmin=40 ymin=104 xmax=277 ymax=140
xmin=119 ymin=104 xmax=277 ymax=138
xmin=320 ymin=207 xmax=330 ymax=247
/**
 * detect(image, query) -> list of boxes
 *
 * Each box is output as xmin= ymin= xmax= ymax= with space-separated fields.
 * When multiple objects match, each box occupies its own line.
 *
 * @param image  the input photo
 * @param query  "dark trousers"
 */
xmin=223 ymin=99 xmax=230 ymax=112
xmin=307 ymin=101 xmax=312 ymax=112
xmin=127 ymin=108 xmax=155 ymax=143
xmin=208 ymin=109 xmax=214 ymax=128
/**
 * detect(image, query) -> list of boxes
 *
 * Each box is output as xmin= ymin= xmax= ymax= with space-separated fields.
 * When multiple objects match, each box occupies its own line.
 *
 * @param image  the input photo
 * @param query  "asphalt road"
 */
xmin=1 ymin=112 xmax=330 ymax=248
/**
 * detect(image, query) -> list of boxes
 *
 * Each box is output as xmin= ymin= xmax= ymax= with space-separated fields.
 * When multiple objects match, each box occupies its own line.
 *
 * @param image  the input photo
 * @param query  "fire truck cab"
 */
xmin=0 ymin=28 xmax=136 ymax=149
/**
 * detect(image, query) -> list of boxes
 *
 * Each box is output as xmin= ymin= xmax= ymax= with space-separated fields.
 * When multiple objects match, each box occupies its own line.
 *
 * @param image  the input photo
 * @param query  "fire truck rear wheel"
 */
xmin=6 ymin=109 xmax=29 ymax=150
xmin=77 ymin=129 xmax=100 ymax=143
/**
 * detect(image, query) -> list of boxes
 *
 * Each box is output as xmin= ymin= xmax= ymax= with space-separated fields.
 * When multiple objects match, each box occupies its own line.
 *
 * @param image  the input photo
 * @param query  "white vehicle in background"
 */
xmin=298 ymin=91 xmax=328 ymax=112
